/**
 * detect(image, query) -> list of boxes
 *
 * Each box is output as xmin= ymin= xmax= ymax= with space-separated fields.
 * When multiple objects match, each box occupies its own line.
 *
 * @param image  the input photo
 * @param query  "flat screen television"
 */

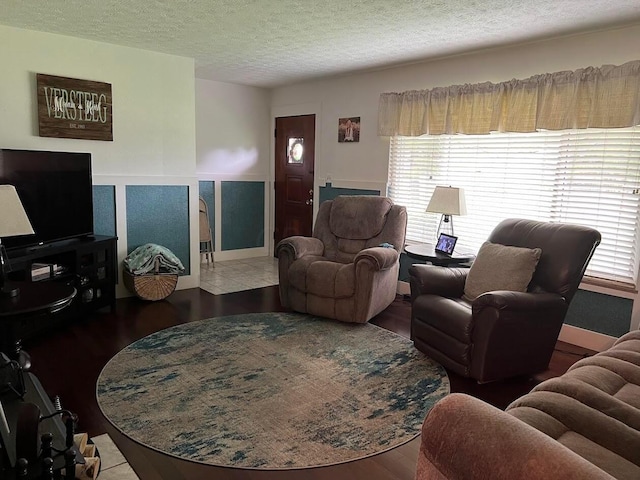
xmin=0 ymin=149 xmax=94 ymax=252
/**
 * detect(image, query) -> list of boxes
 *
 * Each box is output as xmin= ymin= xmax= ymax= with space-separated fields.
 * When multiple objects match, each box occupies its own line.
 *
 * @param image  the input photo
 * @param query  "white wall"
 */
xmin=0 ymin=25 xmax=199 ymax=291
xmin=196 ymin=79 xmax=270 ymax=178
xmin=195 ymin=78 xmax=271 ymax=260
xmin=0 ymin=25 xmax=196 ymax=176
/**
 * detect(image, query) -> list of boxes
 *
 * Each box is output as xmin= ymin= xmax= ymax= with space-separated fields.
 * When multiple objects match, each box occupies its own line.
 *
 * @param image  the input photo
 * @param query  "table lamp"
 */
xmin=426 ymin=186 xmax=467 ymax=239
xmin=0 ymin=185 xmax=34 ymax=297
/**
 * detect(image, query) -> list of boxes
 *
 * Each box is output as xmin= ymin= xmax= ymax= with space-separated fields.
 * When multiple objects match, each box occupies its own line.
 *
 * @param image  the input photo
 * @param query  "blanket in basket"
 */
xmin=124 ymin=244 xmax=185 ymax=275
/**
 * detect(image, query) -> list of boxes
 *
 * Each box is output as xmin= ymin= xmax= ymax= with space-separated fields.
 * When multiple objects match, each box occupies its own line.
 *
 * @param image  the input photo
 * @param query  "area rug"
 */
xmin=96 ymin=312 xmax=449 ymax=470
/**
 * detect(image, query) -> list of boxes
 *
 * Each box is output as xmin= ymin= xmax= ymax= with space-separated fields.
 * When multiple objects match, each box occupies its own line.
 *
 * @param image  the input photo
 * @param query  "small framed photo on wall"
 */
xmin=338 ymin=117 xmax=360 ymax=143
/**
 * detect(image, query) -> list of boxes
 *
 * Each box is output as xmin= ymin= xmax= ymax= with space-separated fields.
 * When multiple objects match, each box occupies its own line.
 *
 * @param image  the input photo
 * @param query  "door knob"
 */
xmin=305 ymin=199 xmax=313 ymax=205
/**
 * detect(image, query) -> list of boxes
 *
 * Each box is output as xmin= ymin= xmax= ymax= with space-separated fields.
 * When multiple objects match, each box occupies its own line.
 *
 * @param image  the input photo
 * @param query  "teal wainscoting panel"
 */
xmin=318 ymin=184 xmax=380 ymax=204
xmin=126 ymin=185 xmax=190 ymax=275
xmin=198 ymin=181 xmax=215 ymax=249
xmin=221 ymin=181 xmax=264 ymax=250
xmin=93 ymin=185 xmax=116 ymax=237
xmin=565 ymin=289 xmax=632 ymax=337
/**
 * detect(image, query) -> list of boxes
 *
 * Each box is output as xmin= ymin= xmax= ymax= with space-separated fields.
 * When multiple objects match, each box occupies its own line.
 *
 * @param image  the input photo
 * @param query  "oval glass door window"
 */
xmin=288 ymin=137 xmax=304 ymax=164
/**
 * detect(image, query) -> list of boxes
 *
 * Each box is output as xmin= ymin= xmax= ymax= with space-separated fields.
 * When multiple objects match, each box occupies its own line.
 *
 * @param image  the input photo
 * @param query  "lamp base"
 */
xmin=0 ymin=243 xmax=19 ymax=297
xmin=436 ymin=214 xmax=455 ymax=240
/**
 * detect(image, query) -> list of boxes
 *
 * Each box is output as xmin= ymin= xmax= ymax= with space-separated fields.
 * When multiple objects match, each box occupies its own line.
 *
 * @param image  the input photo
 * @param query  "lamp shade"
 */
xmin=0 ymin=185 xmax=34 ymax=237
xmin=426 ymin=186 xmax=467 ymax=216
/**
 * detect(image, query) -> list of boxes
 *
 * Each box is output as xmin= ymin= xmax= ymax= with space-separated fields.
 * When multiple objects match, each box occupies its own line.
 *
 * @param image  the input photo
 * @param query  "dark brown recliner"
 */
xmin=409 ymin=218 xmax=601 ymax=382
xmin=276 ymin=196 xmax=407 ymax=323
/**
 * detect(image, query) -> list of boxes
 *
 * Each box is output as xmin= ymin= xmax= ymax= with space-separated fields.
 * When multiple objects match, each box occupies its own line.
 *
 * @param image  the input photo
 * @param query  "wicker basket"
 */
xmin=123 ymin=259 xmax=178 ymax=301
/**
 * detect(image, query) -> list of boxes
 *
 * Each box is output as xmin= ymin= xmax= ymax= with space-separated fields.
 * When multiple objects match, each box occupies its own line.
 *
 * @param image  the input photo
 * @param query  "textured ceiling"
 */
xmin=2 ymin=0 xmax=640 ymax=88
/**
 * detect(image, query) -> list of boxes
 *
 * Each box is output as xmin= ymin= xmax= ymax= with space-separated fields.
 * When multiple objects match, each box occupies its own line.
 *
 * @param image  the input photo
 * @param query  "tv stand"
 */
xmin=26 ymin=242 xmax=53 ymax=250
xmin=4 ymin=236 xmax=117 ymax=342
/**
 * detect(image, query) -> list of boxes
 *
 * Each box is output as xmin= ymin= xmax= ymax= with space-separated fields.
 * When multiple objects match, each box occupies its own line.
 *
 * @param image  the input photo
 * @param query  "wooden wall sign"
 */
xmin=36 ymin=74 xmax=113 ymax=141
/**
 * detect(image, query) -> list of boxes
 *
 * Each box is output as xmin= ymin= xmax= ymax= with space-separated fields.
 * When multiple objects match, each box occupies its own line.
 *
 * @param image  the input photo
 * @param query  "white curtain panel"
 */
xmin=378 ymin=60 xmax=640 ymax=136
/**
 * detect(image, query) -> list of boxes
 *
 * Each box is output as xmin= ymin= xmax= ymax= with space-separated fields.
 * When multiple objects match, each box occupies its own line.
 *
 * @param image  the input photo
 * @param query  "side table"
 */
xmin=0 ymin=282 xmax=76 ymax=368
xmin=404 ymin=243 xmax=475 ymax=267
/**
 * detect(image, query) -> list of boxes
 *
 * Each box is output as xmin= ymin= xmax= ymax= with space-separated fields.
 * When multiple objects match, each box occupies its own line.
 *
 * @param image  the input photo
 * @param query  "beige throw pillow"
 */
xmin=463 ymin=241 xmax=542 ymax=301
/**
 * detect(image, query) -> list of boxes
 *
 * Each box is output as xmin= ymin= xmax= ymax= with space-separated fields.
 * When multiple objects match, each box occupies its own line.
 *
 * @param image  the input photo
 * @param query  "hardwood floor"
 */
xmin=23 ymin=287 xmax=593 ymax=480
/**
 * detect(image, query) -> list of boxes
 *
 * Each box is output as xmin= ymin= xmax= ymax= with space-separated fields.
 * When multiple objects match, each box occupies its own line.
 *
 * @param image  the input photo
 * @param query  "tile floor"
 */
xmin=91 ymin=433 xmax=139 ymax=480
xmin=199 ymin=256 xmax=279 ymax=295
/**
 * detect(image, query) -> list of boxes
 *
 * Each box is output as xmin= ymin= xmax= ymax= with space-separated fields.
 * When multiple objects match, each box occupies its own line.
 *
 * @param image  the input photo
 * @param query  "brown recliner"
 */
xmin=409 ymin=218 xmax=601 ymax=382
xmin=276 ymin=196 xmax=407 ymax=323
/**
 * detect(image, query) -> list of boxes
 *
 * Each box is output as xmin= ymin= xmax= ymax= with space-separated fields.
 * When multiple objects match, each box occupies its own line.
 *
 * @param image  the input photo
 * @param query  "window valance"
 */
xmin=378 ymin=60 xmax=640 ymax=136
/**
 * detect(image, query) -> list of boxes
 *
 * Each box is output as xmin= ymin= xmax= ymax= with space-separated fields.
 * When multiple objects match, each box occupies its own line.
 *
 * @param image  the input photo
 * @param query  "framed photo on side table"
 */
xmin=435 ymin=233 xmax=457 ymax=256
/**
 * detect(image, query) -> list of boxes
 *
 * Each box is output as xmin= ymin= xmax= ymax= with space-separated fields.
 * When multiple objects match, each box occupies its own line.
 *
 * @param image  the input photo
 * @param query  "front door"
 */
xmin=274 ymin=114 xmax=315 ymax=252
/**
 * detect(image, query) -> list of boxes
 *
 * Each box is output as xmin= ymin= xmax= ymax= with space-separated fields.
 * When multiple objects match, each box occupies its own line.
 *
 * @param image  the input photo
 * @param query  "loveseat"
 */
xmin=416 ymin=330 xmax=640 ymax=479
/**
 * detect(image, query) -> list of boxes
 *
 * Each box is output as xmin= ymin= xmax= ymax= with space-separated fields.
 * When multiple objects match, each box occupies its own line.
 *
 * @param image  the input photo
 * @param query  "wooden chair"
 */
xmin=199 ymin=196 xmax=214 ymax=265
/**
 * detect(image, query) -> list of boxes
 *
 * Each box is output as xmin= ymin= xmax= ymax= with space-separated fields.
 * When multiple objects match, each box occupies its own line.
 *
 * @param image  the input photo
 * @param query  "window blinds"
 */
xmin=388 ymin=127 xmax=640 ymax=284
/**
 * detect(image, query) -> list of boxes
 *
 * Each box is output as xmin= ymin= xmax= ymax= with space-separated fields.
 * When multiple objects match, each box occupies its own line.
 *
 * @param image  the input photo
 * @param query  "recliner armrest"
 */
xmin=473 ymin=291 xmax=567 ymax=312
xmin=409 ymin=264 xmax=467 ymax=299
xmin=417 ymin=393 xmax=613 ymax=480
xmin=469 ymin=291 xmax=569 ymax=381
xmin=275 ymin=236 xmax=324 ymax=260
xmin=354 ymin=247 xmax=399 ymax=271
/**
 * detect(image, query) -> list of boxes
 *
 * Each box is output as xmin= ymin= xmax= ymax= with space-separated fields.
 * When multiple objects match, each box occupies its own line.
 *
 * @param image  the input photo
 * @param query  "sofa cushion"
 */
xmin=287 ymin=255 xmax=327 ymax=291
xmin=329 ymin=196 xmax=393 ymax=240
xmin=288 ymin=258 xmax=356 ymax=298
xmin=505 ymin=332 xmax=640 ymax=480
xmin=336 ymin=238 xmax=367 ymax=257
xmin=463 ymin=241 xmax=542 ymax=301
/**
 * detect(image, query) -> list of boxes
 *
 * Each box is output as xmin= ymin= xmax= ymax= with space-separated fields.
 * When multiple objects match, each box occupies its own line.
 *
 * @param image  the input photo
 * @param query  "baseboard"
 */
xmin=397 ymin=280 xmax=410 ymax=296
xmin=176 ymin=275 xmax=200 ymax=290
xmin=211 ymin=247 xmax=270 ymax=262
xmin=558 ymin=324 xmax=616 ymax=352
